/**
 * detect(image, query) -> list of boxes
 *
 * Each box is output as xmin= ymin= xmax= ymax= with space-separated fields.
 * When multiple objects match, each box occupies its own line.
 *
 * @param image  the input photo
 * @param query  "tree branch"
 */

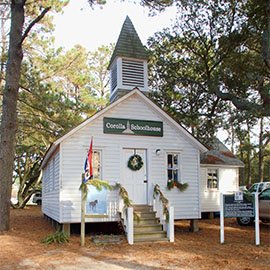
xmin=214 ymin=88 xmax=270 ymax=116
xmin=20 ymin=6 xmax=51 ymax=45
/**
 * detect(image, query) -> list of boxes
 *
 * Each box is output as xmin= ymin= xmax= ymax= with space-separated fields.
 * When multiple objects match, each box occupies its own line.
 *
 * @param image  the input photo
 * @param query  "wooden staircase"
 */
xmin=133 ymin=205 xmax=168 ymax=243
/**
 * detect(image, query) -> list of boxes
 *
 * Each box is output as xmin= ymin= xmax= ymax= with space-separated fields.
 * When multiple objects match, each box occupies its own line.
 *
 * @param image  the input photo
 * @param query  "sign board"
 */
xmin=86 ymin=185 xmax=107 ymax=215
xmin=223 ymin=192 xmax=255 ymax=218
xmin=103 ymin=117 xmax=163 ymax=137
xmin=220 ymin=192 xmax=260 ymax=246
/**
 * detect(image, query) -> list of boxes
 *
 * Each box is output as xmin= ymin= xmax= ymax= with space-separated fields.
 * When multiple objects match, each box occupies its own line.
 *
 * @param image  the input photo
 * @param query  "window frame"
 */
xmin=166 ymin=152 xmax=182 ymax=185
xmin=92 ymin=149 xmax=102 ymax=179
xmin=207 ymin=168 xmax=219 ymax=190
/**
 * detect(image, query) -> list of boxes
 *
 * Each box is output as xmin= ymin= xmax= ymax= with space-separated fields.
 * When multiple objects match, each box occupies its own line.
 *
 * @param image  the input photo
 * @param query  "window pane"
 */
xmin=93 ymin=151 xmax=101 ymax=179
xmin=173 ymin=170 xmax=178 ymax=181
xmin=168 ymin=154 xmax=172 ymax=168
xmin=168 ymin=170 xmax=173 ymax=181
xmin=173 ymin=155 xmax=178 ymax=166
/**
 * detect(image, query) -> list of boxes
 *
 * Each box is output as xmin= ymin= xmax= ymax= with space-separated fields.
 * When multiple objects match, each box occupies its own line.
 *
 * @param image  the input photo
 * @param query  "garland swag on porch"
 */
xmin=79 ymin=176 xmax=112 ymax=200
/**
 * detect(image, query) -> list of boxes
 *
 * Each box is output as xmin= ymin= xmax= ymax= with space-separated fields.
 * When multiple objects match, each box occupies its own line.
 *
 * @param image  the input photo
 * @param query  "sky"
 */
xmin=53 ymin=0 xmax=178 ymax=52
xmin=52 ymin=1 xmax=232 ymax=143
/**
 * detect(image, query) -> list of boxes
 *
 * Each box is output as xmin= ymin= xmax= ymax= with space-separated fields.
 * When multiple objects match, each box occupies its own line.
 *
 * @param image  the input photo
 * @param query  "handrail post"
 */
xmin=127 ymin=207 xmax=134 ymax=245
xmin=167 ymin=206 xmax=174 ymax=242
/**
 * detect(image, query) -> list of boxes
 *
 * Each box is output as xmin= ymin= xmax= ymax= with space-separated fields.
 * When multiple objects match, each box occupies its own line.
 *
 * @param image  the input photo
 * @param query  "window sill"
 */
xmin=206 ymin=188 xmax=219 ymax=192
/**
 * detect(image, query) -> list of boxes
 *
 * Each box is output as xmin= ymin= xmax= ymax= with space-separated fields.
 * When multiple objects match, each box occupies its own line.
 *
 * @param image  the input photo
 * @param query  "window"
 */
xmin=167 ymin=153 xmax=180 ymax=186
xmin=259 ymin=189 xmax=270 ymax=200
xmin=207 ymin=169 xmax=218 ymax=189
xmin=93 ymin=150 xmax=102 ymax=179
xmin=248 ymin=184 xmax=258 ymax=193
xmin=258 ymin=183 xmax=264 ymax=193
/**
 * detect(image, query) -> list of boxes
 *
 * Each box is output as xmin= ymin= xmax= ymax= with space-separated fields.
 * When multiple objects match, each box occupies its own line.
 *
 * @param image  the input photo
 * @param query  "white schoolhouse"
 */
xmin=41 ymin=17 xmax=243 ymax=243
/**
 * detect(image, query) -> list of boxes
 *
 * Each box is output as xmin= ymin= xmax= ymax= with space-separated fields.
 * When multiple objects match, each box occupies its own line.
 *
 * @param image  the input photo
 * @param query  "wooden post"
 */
xmin=80 ymin=175 xmax=86 ymax=247
xmin=62 ymin=223 xmax=70 ymax=237
xmin=208 ymin=212 xmax=214 ymax=220
xmin=189 ymin=219 xmax=199 ymax=232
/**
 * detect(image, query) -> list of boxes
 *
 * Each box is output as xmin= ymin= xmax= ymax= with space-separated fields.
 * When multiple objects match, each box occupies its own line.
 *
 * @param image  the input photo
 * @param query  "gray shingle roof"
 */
xmin=108 ymin=16 xmax=148 ymax=68
xmin=200 ymin=138 xmax=245 ymax=167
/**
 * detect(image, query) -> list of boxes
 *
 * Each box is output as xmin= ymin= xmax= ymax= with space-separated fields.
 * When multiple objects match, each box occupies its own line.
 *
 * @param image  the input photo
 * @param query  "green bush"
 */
xmin=42 ymin=231 xmax=69 ymax=244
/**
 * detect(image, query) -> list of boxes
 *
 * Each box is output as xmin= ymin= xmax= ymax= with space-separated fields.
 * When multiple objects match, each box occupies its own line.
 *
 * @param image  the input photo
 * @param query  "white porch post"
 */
xmin=167 ymin=206 xmax=174 ymax=242
xmin=127 ymin=207 xmax=134 ymax=245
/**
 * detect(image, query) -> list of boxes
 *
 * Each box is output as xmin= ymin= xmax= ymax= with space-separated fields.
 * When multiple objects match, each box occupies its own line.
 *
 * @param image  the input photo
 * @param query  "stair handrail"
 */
xmin=114 ymin=183 xmax=134 ymax=245
xmin=152 ymin=184 xmax=174 ymax=242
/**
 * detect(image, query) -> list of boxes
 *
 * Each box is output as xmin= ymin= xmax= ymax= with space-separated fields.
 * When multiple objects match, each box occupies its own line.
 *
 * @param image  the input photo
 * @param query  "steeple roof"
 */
xmin=108 ymin=16 xmax=148 ymax=67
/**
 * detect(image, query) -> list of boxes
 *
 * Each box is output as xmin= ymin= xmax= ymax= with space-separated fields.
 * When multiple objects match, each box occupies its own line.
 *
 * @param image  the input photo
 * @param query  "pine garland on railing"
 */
xmin=113 ymin=183 xmax=133 ymax=208
xmin=153 ymin=184 xmax=169 ymax=221
xmin=113 ymin=183 xmax=140 ymax=222
xmin=79 ymin=175 xmax=112 ymax=200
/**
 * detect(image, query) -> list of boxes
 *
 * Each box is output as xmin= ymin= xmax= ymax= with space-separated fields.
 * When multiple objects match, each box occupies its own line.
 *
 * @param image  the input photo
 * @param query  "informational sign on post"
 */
xmin=220 ymin=192 xmax=260 ymax=246
xmin=223 ymin=192 xmax=255 ymax=218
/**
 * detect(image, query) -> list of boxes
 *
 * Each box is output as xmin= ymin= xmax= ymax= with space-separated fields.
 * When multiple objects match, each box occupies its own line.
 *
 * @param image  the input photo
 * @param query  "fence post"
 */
xmin=80 ymin=187 xmax=86 ymax=247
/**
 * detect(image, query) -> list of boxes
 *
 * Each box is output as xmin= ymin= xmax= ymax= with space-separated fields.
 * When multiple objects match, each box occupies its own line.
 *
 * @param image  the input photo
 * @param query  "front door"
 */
xmin=122 ymin=149 xmax=147 ymax=204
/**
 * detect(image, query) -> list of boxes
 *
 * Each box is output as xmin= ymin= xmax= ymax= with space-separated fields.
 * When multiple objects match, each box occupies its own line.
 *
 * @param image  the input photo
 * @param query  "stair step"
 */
xmin=134 ymin=218 xmax=159 ymax=225
xmin=134 ymin=212 xmax=156 ymax=219
xmin=134 ymin=230 xmax=167 ymax=240
xmin=134 ymin=237 xmax=169 ymax=243
xmin=133 ymin=205 xmax=153 ymax=211
xmin=134 ymin=224 xmax=163 ymax=233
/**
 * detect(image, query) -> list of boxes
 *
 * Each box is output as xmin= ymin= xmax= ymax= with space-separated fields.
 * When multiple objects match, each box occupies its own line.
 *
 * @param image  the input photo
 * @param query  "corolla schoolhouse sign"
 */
xmin=103 ymin=117 xmax=163 ymax=137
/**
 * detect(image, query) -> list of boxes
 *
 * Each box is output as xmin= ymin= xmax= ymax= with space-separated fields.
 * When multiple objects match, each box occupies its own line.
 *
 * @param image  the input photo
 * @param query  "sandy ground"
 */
xmin=0 ymin=206 xmax=269 ymax=270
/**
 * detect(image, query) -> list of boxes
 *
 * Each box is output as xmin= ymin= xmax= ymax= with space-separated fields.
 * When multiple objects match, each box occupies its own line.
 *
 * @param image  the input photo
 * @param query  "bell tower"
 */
xmin=108 ymin=16 xmax=149 ymax=103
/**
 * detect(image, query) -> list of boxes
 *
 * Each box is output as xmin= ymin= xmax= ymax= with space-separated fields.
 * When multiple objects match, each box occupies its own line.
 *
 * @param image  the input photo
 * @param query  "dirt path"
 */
xmin=0 ymin=206 xmax=269 ymax=269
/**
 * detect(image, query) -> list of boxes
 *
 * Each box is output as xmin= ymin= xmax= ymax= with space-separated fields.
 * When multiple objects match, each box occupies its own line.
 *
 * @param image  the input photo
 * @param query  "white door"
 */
xmin=122 ymin=149 xmax=147 ymax=204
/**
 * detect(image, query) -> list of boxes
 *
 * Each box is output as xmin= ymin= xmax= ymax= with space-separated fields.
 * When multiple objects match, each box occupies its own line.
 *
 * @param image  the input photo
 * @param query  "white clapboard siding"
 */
xmin=200 ymin=166 xmax=239 ymax=212
xmin=42 ymin=151 xmax=61 ymax=222
xmin=59 ymin=94 xmax=202 ymax=223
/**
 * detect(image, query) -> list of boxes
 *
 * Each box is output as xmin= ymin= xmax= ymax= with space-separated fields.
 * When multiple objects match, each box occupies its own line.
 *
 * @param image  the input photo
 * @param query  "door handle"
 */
xmin=144 ymin=180 xmax=148 ymax=183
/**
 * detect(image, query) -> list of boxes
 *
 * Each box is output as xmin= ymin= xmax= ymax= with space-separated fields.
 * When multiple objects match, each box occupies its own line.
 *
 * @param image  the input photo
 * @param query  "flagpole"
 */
xmin=80 ymin=174 xmax=86 ymax=247
xmin=81 ymin=136 xmax=93 ymax=246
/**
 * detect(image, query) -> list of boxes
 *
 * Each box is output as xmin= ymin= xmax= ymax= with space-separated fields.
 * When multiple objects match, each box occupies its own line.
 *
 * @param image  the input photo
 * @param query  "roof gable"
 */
xmin=41 ymin=89 xmax=208 ymax=168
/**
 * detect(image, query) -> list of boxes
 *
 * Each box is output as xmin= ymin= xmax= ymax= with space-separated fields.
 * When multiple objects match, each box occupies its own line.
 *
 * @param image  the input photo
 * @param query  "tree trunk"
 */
xmin=0 ymin=1 xmax=25 ymax=232
xmin=0 ymin=4 xmax=9 ymax=88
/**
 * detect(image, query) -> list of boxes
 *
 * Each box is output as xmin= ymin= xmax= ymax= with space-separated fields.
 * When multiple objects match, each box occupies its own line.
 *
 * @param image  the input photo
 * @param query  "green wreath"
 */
xmin=128 ymin=154 xmax=144 ymax=171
